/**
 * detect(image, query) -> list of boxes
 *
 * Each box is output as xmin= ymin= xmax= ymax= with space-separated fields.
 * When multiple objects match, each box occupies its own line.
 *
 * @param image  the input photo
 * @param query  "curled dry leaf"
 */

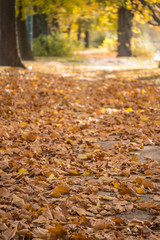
xmin=2 ymin=223 xmax=18 ymax=240
xmin=51 ymin=181 xmax=70 ymax=197
xmin=72 ymin=206 xmax=88 ymax=216
xmin=137 ymin=201 xmax=160 ymax=210
xmin=93 ymin=220 xmax=113 ymax=230
xmin=0 ymin=188 xmax=11 ymax=198
xmin=0 ymin=160 xmax=9 ymax=170
xmin=12 ymin=194 xmax=25 ymax=208
xmin=32 ymin=227 xmax=49 ymax=238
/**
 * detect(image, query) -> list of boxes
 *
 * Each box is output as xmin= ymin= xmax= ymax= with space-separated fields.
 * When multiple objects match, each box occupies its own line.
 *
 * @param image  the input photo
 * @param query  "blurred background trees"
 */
xmin=0 ymin=0 xmax=160 ymax=67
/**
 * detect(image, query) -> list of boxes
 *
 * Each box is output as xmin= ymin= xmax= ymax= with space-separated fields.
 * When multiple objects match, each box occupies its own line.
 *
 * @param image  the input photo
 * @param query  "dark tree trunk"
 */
xmin=17 ymin=15 xmax=34 ymax=60
xmin=67 ymin=23 xmax=72 ymax=36
xmin=77 ymin=24 xmax=81 ymax=41
xmin=33 ymin=14 xmax=51 ymax=38
xmin=117 ymin=7 xmax=134 ymax=57
xmin=0 ymin=0 xmax=24 ymax=67
xmin=84 ymin=30 xmax=89 ymax=48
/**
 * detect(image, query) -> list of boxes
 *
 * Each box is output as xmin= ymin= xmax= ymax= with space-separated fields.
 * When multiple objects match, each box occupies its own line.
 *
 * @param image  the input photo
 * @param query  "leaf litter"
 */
xmin=0 ymin=58 xmax=160 ymax=240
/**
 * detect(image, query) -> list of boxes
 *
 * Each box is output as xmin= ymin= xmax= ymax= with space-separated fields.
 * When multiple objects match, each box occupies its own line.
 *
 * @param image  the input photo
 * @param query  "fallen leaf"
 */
xmin=49 ymin=224 xmax=67 ymax=238
xmin=18 ymin=168 xmax=27 ymax=174
xmin=137 ymin=201 xmax=159 ymax=210
xmin=72 ymin=206 xmax=87 ymax=216
xmin=12 ymin=194 xmax=24 ymax=208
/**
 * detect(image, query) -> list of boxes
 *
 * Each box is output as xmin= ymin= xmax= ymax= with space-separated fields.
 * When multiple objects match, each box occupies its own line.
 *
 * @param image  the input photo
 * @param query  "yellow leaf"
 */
xmin=113 ymin=182 xmax=121 ymax=189
xmin=58 ymin=160 xmax=62 ymax=167
xmin=136 ymin=187 xmax=145 ymax=194
xmin=131 ymin=156 xmax=138 ymax=162
xmin=19 ymin=122 xmax=28 ymax=126
xmin=47 ymin=174 xmax=55 ymax=182
xmin=140 ymin=116 xmax=149 ymax=122
xmin=83 ymin=172 xmax=91 ymax=175
xmin=99 ymin=195 xmax=114 ymax=201
xmin=97 ymin=200 xmax=101 ymax=208
xmin=153 ymin=120 xmax=160 ymax=125
xmin=19 ymin=168 xmax=27 ymax=174
xmin=125 ymin=108 xmax=133 ymax=113
xmin=59 ymin=89 xmax=64 ymax=93
xmin=67 ymin=139 xmax=73 ymax=144
xmin=67 ymin=170 xmax=79 ymax=175
xmin=51 ymin=110 xmax=58 ymax=115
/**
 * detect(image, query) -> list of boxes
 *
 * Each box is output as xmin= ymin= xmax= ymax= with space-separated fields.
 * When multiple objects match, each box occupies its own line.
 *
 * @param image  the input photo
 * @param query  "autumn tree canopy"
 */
xmin=0 ymin=0 xmax=160 ymax=67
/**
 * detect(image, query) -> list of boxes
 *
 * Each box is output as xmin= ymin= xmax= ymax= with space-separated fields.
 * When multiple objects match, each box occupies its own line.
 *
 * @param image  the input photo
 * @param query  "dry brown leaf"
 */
xmin=0 ymin=160 xmax=9 ymax=170
xmin=72 ymin=206 xmax=88 ymax=216
xmin=137 ymin=201 xmax=159 ymax=210
xmin=72 ymin=232 xmax=89 ymax=240
xmin=2 ymin=224 xmax=18 ymax=240
xmin=12 ymin=194 xmax=24 ymax=208
xmin=94 ymin=220 xmax=113 ymax=230
xmin=51 ymin=181 xmax=70 ymax=197
xmin=32 ymin=227 xmax=49 ymax=238
xmin=120 ymin=169 xmax=130 ymax=176
xmin=49 ymin=224 xmax=67 ymax=238
xmin=0 ymin=188 xmax=10 ymax=198
xmin=50 ymin=130 xmax=60 ymax=139
xmin=0 ymin=222 xmax=8 ymax=231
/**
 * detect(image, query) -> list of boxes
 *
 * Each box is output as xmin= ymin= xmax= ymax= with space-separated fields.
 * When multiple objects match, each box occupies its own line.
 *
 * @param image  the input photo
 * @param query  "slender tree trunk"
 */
xmin=84 ymin=30 xmax=89 ymax=48
xmin=17 ymin=16 xmax=34 ymax=60
xmin=0 ymin=0 xmax=24 ymax=67
xmin=117 ymin=7 xmax=134 ymax=57
xmin=77 ymin=24 xmax=81 ymax=41
xmin=67 ymin=23 xmax=72 ymax=36
xmin=33 ymin=14 xmax=51 ymax=38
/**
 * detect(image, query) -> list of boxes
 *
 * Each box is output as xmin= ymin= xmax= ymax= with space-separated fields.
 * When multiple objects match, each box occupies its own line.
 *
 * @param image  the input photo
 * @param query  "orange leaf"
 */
xmin=49 ymin=224 xmax=67 ymax=238
xmin=136 ymin=187 xmax=145 ymax=194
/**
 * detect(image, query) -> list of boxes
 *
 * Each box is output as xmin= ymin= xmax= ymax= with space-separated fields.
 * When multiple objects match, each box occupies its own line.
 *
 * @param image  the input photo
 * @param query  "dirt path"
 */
xmin=0 ymin=54 xmax=160 ymax=240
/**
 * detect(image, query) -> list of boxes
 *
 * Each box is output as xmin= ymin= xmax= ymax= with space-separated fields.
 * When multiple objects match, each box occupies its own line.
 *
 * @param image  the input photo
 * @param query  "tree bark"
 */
xmin=17 ymin=16 xmax=34 ymax=60
xmin=84 ymin=30 xmax=89 ymax=48
xmin=117 ymin=7 xmax=134 ymax=57
xmin=0 ymin=0 xmax=24 ymax=67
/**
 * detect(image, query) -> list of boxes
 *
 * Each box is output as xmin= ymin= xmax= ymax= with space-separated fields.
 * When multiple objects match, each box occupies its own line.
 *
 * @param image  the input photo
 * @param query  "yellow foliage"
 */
xmin=18 ymin=168 xmax=27 ymax=174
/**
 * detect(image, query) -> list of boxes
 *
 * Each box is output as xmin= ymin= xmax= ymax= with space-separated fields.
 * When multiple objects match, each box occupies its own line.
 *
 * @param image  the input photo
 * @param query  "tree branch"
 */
xmin=139 ymin=0 xmax=160 ymax=25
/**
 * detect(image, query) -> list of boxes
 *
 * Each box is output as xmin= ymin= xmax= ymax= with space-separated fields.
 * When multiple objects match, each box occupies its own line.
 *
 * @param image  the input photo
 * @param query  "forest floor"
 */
xmin=0 ymin=52 xmax=160 ymax=240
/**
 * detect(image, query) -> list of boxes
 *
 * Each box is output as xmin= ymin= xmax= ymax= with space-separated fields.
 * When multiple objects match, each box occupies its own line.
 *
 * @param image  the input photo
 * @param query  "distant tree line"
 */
xmin=0 ymin=0 xmax=160 ymax=67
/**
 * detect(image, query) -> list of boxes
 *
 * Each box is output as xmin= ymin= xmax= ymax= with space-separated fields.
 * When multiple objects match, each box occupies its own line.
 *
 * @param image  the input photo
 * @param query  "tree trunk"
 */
xmin=117 ymin=7 xmax=134 ymax=57
xmin=33 ymin=14 xmax=50 ymax=38
xmin=84 ymin=30 xmax=89 ymax=48
xmin=67 ymin=23 xmax=72 ymax=36
xmin=77 ymin=24 xmax=81 ymax=41
xmin=17 ymin=16 xmax=34 ymax=60
xmin=0 ymin=0 xmax=24 ymax=67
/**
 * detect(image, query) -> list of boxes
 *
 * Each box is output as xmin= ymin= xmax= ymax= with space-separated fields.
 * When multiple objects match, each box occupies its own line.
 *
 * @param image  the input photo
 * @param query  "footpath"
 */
xmin=0 ymin=53 xmax=160 ymax=240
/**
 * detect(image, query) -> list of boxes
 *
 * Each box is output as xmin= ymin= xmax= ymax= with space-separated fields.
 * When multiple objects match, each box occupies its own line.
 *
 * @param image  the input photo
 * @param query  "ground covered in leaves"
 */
xmin=0 ymin=56 xmax=160 ymax=240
